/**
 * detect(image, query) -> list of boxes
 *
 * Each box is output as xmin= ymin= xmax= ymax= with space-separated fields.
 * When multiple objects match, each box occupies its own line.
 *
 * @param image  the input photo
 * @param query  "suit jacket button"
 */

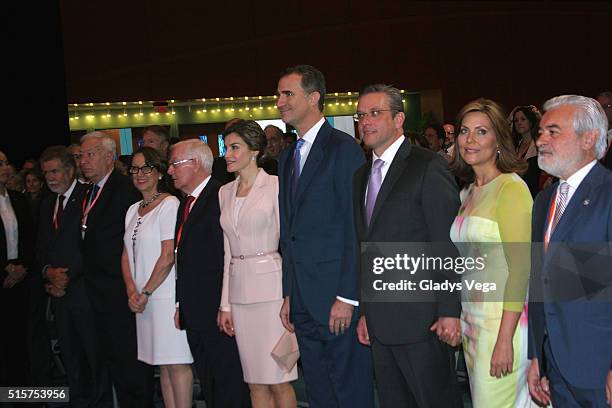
xmin=291 ymin=236 xmax=295 ymax=242
xmin=543 ymin=277 xmax=549 ymax=284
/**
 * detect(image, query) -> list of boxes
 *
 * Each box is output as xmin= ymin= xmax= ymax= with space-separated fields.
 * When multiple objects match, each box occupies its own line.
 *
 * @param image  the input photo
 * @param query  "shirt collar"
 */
xmin=189 ymin=175 xmax=211 ymax=198
xmin=300 ymin=117 xmax=326 ymax=145
xmin=62 ymin=179 xmax=78 ymax=200
xmin=563 ymin=160 xmax=597 ymax=190
xmin=372 ymin=135 xmax=406 ymax=164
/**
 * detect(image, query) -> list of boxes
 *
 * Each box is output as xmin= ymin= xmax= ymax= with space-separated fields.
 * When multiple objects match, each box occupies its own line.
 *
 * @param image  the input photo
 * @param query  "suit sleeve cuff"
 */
xmin=336 ymin=296 xmax=359 ymax=306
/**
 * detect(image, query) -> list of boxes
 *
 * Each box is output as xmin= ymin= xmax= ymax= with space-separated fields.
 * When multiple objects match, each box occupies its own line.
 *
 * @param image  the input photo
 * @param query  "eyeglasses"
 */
xmin=0 ymin=160 xmax=9 ymax=166
xmin=129 ymin=165 xmax=156 ymax=174
xmin=168 ymin=158 xmax=194 ymax=168
xmin=353 ymin=109 xmax=397 ymax=122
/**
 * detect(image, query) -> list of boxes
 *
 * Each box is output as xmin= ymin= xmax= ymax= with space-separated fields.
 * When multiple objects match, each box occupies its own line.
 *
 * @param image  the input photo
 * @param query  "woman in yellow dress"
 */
xmin=450 ymin=99 xmax=537 ymax=407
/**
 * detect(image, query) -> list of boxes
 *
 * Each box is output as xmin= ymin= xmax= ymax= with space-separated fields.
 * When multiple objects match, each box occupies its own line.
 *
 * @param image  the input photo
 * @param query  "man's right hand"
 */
xmin=174 ymin=308 xmax=181 ymax=330
xmin=46 ymin=267 xmax=69 ymax=289
xmin=527 ymin=358 xmax=551 ymax=406
xmin=279 ymin=296 xmax=294 ymax=333
xmin=356 ymin=316 xmax=370 ymax=346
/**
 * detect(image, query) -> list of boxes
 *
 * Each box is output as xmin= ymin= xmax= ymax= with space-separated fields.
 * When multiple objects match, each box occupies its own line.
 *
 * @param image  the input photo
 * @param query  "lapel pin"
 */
xmin=583 ymin=199 xmax=590 ymax=206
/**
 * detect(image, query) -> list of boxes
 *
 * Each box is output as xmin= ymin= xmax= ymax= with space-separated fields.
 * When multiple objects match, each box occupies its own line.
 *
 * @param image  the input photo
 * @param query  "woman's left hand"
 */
xmin=490 ymin=338 xmax=514 ymax=378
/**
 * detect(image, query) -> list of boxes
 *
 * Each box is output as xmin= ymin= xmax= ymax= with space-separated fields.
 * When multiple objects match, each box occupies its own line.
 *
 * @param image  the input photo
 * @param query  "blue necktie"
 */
xmin=291 ymin=138 xmax=305 ymax=198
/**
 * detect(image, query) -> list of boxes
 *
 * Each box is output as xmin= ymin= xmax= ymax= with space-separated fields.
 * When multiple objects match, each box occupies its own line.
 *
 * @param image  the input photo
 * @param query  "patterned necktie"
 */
xmin=550 ymin=181 xmax=570 ymax=234
xmin=53 ymin=195 xmax=65 ymax=230
xmin=365 ymin=159 xmax=385 ymax=225
xmin=291 ymin=138 xmax=306 ymax=198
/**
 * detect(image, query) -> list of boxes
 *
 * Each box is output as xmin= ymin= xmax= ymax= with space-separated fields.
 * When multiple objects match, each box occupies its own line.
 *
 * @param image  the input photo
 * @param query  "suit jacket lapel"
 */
xmin=551 ymin=165 xmax=601 ymax=243
xmin=239 ymin=169 xmax=266 ymax=223
xmin=180 ymin=179 xmax=215 ymax=242
xmin=368 ymin=140 xmax=412 ymax=232
xmin=536 ymin=185 xmax=556 ymax=242
xmin=354 ymin=165 xmax=369 ymax=237
xmin=294 ymin=121 xmax=330 ymax=203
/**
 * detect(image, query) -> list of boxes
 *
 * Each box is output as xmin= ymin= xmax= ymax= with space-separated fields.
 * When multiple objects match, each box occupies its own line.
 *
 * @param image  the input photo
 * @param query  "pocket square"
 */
xmin=270 ymin=330 xmax=299 ymax=372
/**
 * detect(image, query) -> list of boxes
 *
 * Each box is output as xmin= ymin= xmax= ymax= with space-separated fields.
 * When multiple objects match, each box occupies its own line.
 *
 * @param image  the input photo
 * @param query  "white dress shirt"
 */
xmin=295 ymin=117 xmax=326 ymax=173
xmin=0 ymin=189 xmax=18 ymax=260
xmin=545 ymin=160 xmax=597 ymax=242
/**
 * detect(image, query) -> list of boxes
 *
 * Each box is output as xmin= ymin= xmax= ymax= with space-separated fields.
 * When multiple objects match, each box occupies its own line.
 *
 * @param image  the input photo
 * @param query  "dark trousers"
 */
xmin=53 ymin=280 xmax=110 ymax=408
xmin=26 ymin=274 xmax=53 ymax=386
xmin=371 ymin=336 xmax=462 ymax=408
xmin=0 ymin=279 xmax=29 ymax=386
xmin=91 ymin=301 xmax=154 ymax=408
xmin=544 ymin=339 xmax=609 ymax=407
xmin=291 ymin=289 xmax=374 ymax=408
xmin=186 ymin=328 xmax=250 ymax=408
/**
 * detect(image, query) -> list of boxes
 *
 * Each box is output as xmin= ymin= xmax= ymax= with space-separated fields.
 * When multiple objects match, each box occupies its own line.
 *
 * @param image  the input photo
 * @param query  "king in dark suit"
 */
xmin=37 ymin=146 xmax=107 ymax=407
xmin=79 ymin=132 xmax=154 ymax=407
xmin=277 ymin=65 xmax=374 ymax=407
xmin=527 ymin=95 xmax=612 ymax=407
xmin=352 ymin=85 xmax=462 ymax=408
xmin=168 ymin=139 xmax=248 ymax=408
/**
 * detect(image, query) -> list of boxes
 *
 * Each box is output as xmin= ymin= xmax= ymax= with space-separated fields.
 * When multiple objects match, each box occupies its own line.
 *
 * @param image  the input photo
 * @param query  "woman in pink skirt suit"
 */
xmin=217 ymin=120 xmax=297 ymax=408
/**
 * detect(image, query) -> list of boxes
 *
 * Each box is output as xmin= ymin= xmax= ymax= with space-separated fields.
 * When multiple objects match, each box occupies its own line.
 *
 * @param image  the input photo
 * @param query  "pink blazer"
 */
xmin=219 ymin=169 xmax=282 ymax=310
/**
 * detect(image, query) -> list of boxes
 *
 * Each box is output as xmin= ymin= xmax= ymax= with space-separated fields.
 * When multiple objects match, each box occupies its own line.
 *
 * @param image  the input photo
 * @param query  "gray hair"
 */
xmin=171 ymin=139 xmax=213 ymax=172
xmin=543 ymin=95 xmax=608 ymax=159
xmin=359 ymin=84 xmax=405 ymax=115
xmin=80 ymin=131 xmax=117 ymax=154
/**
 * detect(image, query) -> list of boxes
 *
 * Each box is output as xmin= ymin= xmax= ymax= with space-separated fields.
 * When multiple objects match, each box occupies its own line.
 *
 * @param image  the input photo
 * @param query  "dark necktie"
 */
xmin=291 ymin=138 xmax=305 ymax=198
xmin=53 ymin=194 xmax=65 ymax=230
xmin=88 ymin=184 xmax=100 ymax=206
xmin=365 ymin=159 xmax=385 ymax=225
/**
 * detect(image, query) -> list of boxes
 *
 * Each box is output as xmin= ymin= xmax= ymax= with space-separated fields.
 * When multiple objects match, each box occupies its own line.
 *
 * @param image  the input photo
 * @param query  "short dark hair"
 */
xmin=143 ymin=125 xmax=169 ymax=142
xmin=280 ymin=65 xmax=326 ymax=112
xmin=359 ymin=84 xmax=405 ymax=115
xmin=451 ymin=98 xmax=527 ymax=183
xmin=131 ymin=146 xmax=174 ymax=193
xmin=223 ymin=120 xmax=268 ymax=166
xmin=284 ymin=132 xmax=297 ymax=144
xmin=40 ymin=145 xmax=76 ymax=174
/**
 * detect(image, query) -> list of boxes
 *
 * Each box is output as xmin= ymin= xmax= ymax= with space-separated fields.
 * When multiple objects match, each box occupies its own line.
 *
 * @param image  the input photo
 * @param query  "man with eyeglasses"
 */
xmin=443 ymin=123 xmax=456 ymax=158
xmin=276 ymin=65 xmax=374 ymax=407
xmin=37 ymin=145 xmax=107 ymax=407
xmin=168 ymin=139 xmax=248 ymax=408
xmin=596 ymin=91 xmax=612 ymax=170
xmin=78 ymin=132 xmax=153 ymax=407
xmin=353 ymin=84 xmax=462 ymax=408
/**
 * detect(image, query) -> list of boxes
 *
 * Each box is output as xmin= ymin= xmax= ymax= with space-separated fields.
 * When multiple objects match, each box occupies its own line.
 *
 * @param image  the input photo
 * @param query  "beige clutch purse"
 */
xmin=270 ymin=330 xmax=300 ymax=372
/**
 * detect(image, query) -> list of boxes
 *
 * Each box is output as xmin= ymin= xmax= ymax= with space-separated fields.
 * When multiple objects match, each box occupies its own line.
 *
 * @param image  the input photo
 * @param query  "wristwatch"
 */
xmin=142 ymin=290 xmax=153 ymax=297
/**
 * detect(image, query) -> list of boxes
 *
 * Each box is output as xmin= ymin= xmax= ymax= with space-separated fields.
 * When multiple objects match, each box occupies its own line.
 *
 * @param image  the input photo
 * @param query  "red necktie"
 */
xmin=176 ymin=195 xmax=195 ymax=247
xmin=53 ymin=195 xmax=65 ymax=231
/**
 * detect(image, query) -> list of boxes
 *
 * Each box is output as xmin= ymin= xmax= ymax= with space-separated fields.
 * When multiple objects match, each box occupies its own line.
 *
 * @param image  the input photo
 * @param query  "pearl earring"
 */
xmin=158 ymin=175 xmax=163 ymax=180
xmin=251 ymin=156 xmax=256 ymax=161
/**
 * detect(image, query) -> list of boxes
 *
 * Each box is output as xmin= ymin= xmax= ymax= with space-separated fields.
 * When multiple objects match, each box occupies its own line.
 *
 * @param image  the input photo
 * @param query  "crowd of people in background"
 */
xmin=1 ymin=65 xmax=611 ymax=408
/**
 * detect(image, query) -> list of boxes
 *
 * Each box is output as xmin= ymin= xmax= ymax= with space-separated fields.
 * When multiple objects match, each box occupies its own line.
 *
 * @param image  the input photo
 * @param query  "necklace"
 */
xmin=140 ymin=192 xmax=161 ymax=208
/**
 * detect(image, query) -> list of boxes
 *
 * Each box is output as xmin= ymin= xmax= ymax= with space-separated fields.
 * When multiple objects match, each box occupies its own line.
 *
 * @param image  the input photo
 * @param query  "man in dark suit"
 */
xmin=277 ymin=65 xmax=374 ymax=407
xmin=79 ymin=132 xmax=154 ymax=407
xmin=527 ymin=95 xmax=612 ymax=407
xmin=37 ymin=146 xmax=107 ymax=407
xmin=168 ymin=139 xmax=248 ymax=408
xmin=0 ymin=150 xmax=34 ymax=386
xmin=352 ymin=84 xmax=462 ymax=408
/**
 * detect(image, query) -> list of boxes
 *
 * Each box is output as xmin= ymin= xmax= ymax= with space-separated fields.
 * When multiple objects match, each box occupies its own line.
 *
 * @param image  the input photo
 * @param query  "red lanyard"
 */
xmin=544 ymin=190 xmax=558 ymax=250
xmin=80 ymin=182 xmax=105 ymax=232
